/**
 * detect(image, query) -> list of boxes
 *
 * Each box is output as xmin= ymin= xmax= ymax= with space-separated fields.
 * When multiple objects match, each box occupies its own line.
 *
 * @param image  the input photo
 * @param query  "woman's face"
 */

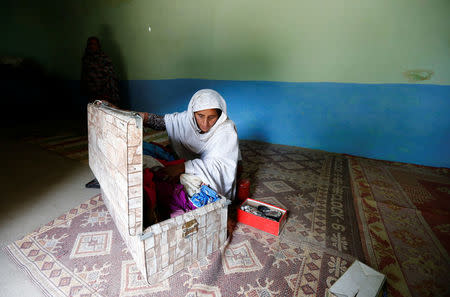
xmin=194 ymin=109 xmax=220 ymax=133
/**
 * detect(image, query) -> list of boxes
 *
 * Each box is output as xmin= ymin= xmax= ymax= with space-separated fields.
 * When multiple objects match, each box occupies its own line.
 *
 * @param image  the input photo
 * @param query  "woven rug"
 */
xmin=23 ymin=128 xmax=169 ymax=164
xmin=4 ymin=141 xmax=365 ymax=297
xmin=348 ymin=156 xmax=450 ymax=297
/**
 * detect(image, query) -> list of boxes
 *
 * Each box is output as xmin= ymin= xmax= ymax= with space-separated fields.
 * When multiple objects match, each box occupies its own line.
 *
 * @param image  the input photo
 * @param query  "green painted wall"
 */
xmin=2 ymin=0 xmax=450 ymax=84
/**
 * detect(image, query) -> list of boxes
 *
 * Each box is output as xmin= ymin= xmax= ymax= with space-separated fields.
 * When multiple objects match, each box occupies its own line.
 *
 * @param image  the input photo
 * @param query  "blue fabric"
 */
xmin=143 ymin=141 xmax=175 ymax=161
xmin=190 ymin=185 xmax=221 ymax=208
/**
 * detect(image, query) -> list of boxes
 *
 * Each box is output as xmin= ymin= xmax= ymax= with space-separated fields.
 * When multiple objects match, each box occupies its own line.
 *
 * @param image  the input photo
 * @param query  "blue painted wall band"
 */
xmin=126 ymin=79 xmax=450 ymax=168
xmin=4 ymin=78 xmax=447 ymax=167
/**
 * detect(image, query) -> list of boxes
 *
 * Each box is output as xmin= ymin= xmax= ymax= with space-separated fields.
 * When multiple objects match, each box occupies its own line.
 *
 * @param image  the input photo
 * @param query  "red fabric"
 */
xmin=156 ymin=158 xmax=186 ymax=167
xmin=143 ymin=161 xmax=193 ymax=220
xmin=143 ymin=168 xmax=157 ymax=209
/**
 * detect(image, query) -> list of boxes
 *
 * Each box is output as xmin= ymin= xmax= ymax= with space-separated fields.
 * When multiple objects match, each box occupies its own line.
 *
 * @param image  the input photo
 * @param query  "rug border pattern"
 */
xmin=347 ymin=156 xmax=412 ymax=297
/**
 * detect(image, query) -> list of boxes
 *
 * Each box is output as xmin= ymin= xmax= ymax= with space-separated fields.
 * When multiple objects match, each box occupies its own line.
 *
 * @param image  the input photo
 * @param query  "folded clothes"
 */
xmin=143 ymin=169 xmax=157 ymax=209
xmin=143 ymin=169 xmax=158 ymax=225
xmin=144 ymin=168 xmax=196 ymax=220
xmin=142 ymin=157 xmax=219 ymax=221
xmin=190 ymin=185 xmax=221 ymax=208
xmin=143 ymin=141 xmax=175 ymax=161
xmin=156 ymin=181 xmax=196 ymax=219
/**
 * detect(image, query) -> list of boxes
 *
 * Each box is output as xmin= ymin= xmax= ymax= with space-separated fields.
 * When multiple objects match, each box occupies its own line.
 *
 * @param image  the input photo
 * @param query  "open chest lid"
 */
xmin=88 ymin=102 xmax=143 ymax=236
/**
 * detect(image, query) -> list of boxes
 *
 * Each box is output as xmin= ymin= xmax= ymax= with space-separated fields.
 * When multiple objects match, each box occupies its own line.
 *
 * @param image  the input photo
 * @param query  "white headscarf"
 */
xmin=164 ymin=89 xmax=239 ymax=199
xmin=187 ymin=89 xmax=229 ymax=141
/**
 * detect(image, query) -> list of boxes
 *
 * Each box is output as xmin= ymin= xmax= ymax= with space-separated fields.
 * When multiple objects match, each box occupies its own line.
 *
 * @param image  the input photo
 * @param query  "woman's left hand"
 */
xmin=95 ymin=100 xmax=118 ymax=109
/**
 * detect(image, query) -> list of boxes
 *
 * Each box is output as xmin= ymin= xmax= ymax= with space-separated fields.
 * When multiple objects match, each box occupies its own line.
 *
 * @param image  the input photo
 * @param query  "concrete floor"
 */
xmin=0 ymin=121 xmax=99 ymax=297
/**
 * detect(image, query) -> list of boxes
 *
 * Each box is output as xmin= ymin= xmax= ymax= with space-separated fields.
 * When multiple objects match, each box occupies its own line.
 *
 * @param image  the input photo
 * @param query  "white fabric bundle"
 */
xmin=164 ymin=89 xmax=239 ymax=199
xmin=180 ymin=173 xmax=203 ymax=197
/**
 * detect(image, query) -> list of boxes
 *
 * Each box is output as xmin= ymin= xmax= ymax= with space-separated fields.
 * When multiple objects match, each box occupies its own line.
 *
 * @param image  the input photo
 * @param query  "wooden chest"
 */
xmin=87 ymin=103 xmax=229 ymax=284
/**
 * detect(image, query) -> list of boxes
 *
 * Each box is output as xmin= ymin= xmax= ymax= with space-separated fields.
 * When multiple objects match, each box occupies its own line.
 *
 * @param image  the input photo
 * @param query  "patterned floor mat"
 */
xmin=348 ymin=156 xmax=450 ymax=297
xmin=4 ymin=141 xmax=365 ymax=297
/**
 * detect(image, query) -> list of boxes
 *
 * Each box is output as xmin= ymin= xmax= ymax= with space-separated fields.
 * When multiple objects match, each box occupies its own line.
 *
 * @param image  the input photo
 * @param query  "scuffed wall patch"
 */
xmin=403 ymin=69 xmax=434 ymax=82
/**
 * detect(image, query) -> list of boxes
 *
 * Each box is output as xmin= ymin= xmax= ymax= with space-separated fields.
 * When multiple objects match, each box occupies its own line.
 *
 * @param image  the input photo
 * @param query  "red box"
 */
xmin=237 ymin=198 xmax=288 ymax=236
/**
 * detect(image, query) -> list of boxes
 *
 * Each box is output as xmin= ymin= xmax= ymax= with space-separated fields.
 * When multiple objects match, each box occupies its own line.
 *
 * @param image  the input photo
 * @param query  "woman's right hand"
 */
xmin=137 ymin=112 xmax=149 ymax=122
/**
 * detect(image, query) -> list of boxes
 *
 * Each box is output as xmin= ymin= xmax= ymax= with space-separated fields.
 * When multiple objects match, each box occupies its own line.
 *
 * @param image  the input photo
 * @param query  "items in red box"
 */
xmin=237 ymin=198 xmax=287 ymax=236
xmin=240 ymin=205 xmax=282 ymax=221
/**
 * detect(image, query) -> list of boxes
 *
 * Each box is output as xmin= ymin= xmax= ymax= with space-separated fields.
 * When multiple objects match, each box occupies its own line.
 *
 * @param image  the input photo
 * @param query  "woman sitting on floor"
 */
xmin=103 ymin=89 xmax=240 ymax=200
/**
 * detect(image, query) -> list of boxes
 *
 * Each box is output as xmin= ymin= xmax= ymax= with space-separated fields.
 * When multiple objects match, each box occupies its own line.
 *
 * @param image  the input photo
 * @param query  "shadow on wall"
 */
xmin=0 ymin=24 xmax=129 ymax=126
xmin=0 ymin=57 xmax=82 ymax=125
xmin=99 ymin=24 xmax=130 ymax=108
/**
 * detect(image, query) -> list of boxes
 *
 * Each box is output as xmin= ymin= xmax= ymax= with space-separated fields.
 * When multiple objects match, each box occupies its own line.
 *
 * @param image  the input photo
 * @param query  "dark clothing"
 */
xmin=81 ymin=49 xmax=120 ymax=106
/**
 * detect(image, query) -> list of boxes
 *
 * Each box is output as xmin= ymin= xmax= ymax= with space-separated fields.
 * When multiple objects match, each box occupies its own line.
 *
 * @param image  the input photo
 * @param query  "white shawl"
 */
xmin=164 ymin=89 xmax=239 ymax=199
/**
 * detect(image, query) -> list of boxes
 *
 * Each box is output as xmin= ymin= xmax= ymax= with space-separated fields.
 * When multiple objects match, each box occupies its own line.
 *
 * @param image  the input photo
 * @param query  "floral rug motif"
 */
xmin=347 ymin=156 xmax=450 ymax=297
xmin=4 ymin=197 xmax=359 ymax=297
xmin=4 ymin=141 xmax=366 ymax=297
xmin=15 ymin=130 xmax=449 ymax=296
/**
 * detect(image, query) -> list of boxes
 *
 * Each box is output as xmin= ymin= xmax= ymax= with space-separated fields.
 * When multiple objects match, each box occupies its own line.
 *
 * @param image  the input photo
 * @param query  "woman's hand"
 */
xmin=137 ymin=112 xmax=149 ymax=122
xmin=155 ymin=162 xmax=185 ymax=183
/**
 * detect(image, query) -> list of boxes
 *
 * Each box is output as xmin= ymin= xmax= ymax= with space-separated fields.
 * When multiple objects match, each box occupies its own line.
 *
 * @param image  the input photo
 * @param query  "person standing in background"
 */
xmin=83 ymin=36 xmax=121 ymax=189
xmin=81 ymin=36 xmax=120 ymax=106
